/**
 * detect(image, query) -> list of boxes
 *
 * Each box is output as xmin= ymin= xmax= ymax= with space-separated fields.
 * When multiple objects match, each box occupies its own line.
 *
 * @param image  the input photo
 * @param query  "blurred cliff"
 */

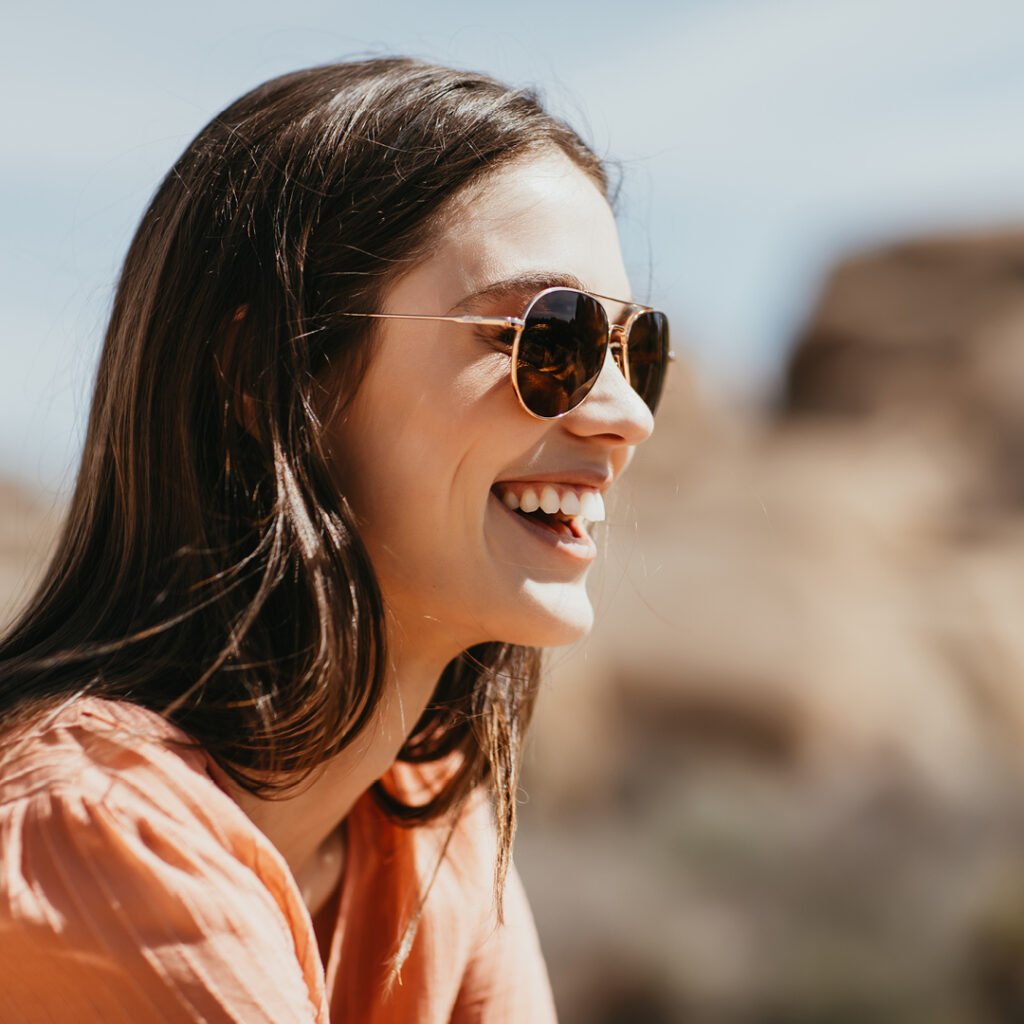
xmin=5 ymin=229 xmax=1024 ymax=1022
xmin=518 ymin=228 xmax=1024 ymax=1023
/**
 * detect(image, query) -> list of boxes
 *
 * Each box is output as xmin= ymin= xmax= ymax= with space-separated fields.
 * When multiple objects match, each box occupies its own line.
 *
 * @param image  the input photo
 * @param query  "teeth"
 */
xmin=539 ymin=485 xmax=561 ymax=515
xmin=580 ymin=491 xmax=606 ymax=522
xmin=498 ymin=484 xmax=606 ymax=523
xmin=559 ymin=490 xmax=581 ymax=516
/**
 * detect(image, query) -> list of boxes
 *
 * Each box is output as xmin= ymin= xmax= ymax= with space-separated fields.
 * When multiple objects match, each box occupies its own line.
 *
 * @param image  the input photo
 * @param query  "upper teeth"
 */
xmin=499 ymin=484 xmax=606 ymax=522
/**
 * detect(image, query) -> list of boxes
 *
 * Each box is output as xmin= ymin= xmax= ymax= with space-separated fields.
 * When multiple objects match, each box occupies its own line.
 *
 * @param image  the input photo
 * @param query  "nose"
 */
xmin=562 ymin=343 xmax=654 ymax=446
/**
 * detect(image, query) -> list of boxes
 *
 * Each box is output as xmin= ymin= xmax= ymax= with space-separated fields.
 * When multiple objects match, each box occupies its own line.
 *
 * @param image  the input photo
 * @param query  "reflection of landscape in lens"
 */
xmin=517 ymin=290 xmax=606 ymax=416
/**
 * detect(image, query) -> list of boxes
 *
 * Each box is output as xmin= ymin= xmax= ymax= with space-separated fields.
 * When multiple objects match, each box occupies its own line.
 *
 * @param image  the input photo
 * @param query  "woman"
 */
xmin=0 ymin=57 xmax=669 ymax=1022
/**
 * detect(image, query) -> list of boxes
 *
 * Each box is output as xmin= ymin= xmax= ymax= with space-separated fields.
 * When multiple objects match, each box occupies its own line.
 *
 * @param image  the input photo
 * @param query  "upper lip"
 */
xmin=492 ymin=469 xmax=614 ymax=493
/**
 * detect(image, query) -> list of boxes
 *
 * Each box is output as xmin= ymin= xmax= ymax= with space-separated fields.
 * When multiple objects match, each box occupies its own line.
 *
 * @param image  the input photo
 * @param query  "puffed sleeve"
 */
xmin=0 ymin=778 xmax=327 ymax=1023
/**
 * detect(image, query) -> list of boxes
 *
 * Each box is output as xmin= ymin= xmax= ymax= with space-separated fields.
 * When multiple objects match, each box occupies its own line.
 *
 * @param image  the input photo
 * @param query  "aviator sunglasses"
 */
xmin=341 ymin=286 xmax=673 ymax=419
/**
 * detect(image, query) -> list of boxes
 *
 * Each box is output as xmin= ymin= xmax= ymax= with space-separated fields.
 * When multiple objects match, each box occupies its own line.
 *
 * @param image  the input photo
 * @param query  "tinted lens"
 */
xmin=515 ymin=289 xmax=608 ymax=417
xmin=626 ymin=310 xmax=669 ymax=413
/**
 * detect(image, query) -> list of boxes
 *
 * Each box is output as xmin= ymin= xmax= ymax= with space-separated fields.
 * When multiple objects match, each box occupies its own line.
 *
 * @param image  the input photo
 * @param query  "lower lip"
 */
xmin=489 ymin=492 xmax=597 ymax=563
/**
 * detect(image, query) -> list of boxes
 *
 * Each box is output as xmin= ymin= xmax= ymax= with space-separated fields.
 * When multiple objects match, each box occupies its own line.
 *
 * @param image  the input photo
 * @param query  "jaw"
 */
xmin=517 ymin=575 xmax=595 ymax=645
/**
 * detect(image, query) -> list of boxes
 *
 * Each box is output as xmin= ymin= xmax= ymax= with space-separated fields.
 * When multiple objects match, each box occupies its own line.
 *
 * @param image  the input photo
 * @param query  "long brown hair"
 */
xmin=0 ymin=55 xmax=609 ymax=964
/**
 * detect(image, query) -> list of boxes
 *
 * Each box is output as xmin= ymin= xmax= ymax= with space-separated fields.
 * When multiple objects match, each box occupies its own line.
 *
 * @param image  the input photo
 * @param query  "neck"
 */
xmin=222 ymin=613 xmax=462 ymax=911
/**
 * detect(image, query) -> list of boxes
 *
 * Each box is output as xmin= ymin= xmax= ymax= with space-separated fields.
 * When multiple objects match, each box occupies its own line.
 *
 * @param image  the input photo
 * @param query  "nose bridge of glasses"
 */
xmin=607 ymin=322 xmax=630 ymax=380
xmin=580 ymin=333 xmax=653 ymax=434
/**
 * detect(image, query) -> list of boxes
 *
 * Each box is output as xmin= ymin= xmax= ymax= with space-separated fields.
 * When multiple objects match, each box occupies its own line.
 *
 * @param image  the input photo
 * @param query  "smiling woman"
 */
xmin=0 ymin=57 xmax=668 ymax=1022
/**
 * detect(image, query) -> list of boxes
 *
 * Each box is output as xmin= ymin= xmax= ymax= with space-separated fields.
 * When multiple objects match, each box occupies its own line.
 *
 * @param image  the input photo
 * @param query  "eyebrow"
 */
xmin=449 ymin=271 xmax=592 ymax=313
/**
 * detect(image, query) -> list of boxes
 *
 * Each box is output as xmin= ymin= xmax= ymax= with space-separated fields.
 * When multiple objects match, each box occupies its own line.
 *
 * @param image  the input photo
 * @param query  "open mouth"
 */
xmin=511 ymin=505 xmax=583 ymax=540
xmin=490 ymin=482 xmax=606 ymax=544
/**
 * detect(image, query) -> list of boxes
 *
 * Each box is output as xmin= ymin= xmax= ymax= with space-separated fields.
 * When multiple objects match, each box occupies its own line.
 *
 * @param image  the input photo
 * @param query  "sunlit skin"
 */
xmin=226 ymin=148 xmax=654 ymax=925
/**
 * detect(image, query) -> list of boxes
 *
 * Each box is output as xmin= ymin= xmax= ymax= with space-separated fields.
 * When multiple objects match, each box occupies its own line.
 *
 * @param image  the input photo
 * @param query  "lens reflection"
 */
xmin=516 ymin=290 xmax=608 ymax=417
xmin=627 ymin=310 xmax=670 ymax=413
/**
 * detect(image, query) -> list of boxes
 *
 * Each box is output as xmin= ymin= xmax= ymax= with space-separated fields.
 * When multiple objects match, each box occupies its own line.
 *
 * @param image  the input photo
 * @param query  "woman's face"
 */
xmin=324 ymin=148 xmax=654 ymax=661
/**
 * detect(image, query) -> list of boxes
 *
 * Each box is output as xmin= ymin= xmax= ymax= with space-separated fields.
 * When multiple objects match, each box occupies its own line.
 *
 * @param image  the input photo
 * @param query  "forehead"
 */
xmin=384 ymin=149 xmax=632 ymax=315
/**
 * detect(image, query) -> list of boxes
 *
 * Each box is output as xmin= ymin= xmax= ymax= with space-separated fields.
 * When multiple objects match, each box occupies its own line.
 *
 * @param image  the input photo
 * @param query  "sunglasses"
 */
xmin=341 ymin=286 xmax=673 ymax=419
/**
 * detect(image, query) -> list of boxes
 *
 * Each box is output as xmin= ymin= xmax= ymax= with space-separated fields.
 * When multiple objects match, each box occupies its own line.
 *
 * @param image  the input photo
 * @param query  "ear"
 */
xmin=215 ymin=304 xmax=261 ymax=440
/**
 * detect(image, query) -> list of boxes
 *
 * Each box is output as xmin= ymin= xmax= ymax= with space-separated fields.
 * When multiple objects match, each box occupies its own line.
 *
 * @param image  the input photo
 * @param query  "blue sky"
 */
xmin=3 ymin=0 xmax=1024 ymax=491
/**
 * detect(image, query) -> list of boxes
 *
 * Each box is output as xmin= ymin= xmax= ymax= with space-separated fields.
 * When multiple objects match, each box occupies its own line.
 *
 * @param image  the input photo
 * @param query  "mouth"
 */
xmin=490 ymin=481 xmax=605 ymax=555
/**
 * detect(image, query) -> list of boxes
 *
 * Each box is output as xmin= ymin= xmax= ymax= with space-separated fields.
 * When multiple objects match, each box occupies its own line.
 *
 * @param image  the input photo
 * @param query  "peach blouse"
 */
xmin=0 ymin=698 xmax=558 ymax=1022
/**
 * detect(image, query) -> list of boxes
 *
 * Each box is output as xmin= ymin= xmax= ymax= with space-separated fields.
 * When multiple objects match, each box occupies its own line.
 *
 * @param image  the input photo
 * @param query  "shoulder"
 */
xmin=1 ymin=695 xmax=207 ymax=799
xmin=0 ymin=697 xmax=327 ymax=1023
xmin=0 ymin=697 xmax=251 ymax=864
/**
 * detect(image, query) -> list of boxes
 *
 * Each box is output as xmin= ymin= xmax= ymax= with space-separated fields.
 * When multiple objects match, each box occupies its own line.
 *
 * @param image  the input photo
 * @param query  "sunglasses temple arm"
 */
xmin=339 ymin=311 xmax=523 ymax=327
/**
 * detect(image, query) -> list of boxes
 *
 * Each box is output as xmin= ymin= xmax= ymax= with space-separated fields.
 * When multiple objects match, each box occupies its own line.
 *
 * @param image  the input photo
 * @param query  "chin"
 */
xmin=498 ymin=582 xmax=595 ymax=648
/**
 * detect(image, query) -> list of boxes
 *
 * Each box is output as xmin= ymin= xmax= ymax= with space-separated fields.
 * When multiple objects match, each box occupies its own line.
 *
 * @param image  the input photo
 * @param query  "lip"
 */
xmin=488 ymin=491 xmax=597 ymax=563
xmin=492 ymin=469 xmax=613 ymax=493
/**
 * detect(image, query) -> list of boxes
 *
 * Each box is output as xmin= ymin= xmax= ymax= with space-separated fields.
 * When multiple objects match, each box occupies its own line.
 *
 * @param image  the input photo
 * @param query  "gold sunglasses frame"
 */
xmin=339 ymin=285 xmax=675 ymax=420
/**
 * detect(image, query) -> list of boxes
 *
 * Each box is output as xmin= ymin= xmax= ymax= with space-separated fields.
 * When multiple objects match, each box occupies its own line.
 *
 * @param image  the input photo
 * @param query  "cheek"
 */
xmin=324 ymin=338 xmax=540 ymax=554
xmin=449 ymin=352 xmax=510 ymax=409
xmin=325 ymin=402 xmax=466 ymax=547
xmin=366 ymin=355 xmax=515 ymax=498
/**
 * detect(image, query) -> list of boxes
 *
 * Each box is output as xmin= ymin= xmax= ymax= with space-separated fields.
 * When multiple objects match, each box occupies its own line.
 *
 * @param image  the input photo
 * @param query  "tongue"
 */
xmin=518 ymin=507 xmax=572 ymax=537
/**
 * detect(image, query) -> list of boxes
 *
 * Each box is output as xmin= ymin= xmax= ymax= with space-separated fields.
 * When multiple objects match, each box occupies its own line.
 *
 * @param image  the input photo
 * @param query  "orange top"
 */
xmin=0 ymin=698 xmax=558 ymax=1023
